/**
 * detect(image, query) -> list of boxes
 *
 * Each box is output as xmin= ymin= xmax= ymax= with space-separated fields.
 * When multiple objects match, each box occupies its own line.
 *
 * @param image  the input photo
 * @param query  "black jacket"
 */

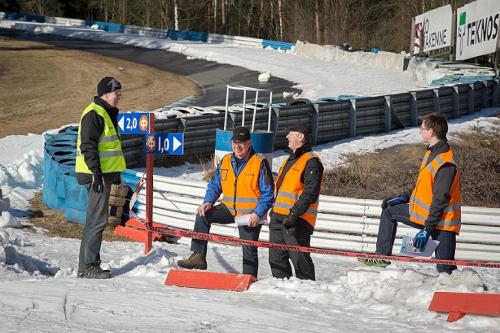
xmin=272 ymin=144 xmax=324 ymax=227
xmin=405 ymin=139 xmax=458 ymax=230
xmin=76 ymin=97 xmax=121 ymax=185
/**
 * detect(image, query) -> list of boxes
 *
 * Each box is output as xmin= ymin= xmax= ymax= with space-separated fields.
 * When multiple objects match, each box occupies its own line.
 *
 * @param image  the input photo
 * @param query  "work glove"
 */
xmin=283 ymin=214 xmax=297 ymax=237
xmin=112 ymin=174 xmax=122 ymax=185
xmin=92 ymin=172 xmax=104 ymax=193
xmin=413 ymin=229 xmax=431 ymax=251
xmin=381 ymin=195 xmax=406 ymax=209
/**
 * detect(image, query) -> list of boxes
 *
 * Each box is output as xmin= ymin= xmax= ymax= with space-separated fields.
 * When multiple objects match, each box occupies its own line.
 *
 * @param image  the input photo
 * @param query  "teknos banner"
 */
xmin=413 ymin=5 xmax=452 ymax=54
xmin=456 ymin=0 xmax=500 ymax=60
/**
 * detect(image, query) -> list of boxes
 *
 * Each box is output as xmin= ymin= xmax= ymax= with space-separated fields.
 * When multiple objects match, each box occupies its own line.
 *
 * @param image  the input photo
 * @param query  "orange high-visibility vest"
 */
xmin=272 ymin=151 xmax=321 ymax=228
xmin=220 ymin=153 xmax=264 ymax=217
xmin=409 ymin=148 xmax=462 ymax=234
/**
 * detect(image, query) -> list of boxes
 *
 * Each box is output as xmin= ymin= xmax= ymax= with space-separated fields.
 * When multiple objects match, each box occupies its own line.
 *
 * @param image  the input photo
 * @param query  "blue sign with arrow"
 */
xmin=145 ymin=133 xmax=184 ymax=155
xmin=117 ymin=113 xmax=151 ymax=134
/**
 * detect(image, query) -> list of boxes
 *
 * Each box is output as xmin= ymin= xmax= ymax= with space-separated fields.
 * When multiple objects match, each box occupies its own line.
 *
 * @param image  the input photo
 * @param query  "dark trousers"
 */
xmin=376 ymin=203 xmax=457 ymax=274
xmin=269 ymin=218 xmax=315 ymax=280
xmin=190 ymin=204 xmax=262 ymax=277
xmin=78 ymin=181 xmax=111 ymax=272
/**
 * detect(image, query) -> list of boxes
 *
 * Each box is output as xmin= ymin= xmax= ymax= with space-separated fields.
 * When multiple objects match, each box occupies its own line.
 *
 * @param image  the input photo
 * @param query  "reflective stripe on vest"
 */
xmin=272 ymin=151 xmax=321 ymax=228
xmin=75 ymin=102 xmax=126 ymax=174
xmin=409 ymin=148 xmax=462 ymax=234
xmin=219 ymin=153 xmax=264 ymax=217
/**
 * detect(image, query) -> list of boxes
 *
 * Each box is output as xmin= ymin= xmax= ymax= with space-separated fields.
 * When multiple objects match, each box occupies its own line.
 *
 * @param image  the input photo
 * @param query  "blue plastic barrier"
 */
xmin=43 ymin=128 xmax=136 ymax=224
xmin=262 ymin=39 xmax=294 ymax=50
xmin=84 ymin=20 xmax=124 ymax=33
xmin=5 ymin=12 xmax=45 ymax=23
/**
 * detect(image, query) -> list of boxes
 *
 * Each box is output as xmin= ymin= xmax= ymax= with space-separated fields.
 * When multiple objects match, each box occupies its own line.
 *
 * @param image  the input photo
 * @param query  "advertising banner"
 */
xmin=413 ymin=5 xmax=452 ymax=54
xmin=456 ymin=0 xmax=500 ymax=60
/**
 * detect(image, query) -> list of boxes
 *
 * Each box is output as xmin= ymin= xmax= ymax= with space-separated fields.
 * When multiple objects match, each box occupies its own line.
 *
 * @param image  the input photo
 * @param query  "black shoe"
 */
xmin=80 ymin=266 xmax=112 ymax=279
xmin=77 ymin=268 xmax=110 ymax=278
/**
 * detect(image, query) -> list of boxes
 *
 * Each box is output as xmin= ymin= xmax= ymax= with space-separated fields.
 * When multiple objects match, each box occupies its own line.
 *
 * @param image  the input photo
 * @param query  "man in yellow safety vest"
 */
xmin=75 ymin=77 xmax=125 ymax=279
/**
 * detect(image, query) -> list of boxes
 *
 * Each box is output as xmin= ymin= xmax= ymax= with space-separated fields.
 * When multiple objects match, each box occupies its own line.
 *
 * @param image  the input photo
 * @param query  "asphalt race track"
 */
xmin=0 ymin=28 xmax=300 ymax=107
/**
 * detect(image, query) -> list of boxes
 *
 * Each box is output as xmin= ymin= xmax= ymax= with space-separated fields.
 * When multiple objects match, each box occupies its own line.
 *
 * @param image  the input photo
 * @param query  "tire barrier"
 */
xmin=43 ymin=125 xmax=87 ymax=224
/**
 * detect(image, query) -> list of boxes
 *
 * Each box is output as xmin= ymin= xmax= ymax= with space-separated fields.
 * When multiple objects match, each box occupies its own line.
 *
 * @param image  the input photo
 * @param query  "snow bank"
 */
xmin=0 ymin=135 xmax=43 ymax=219
xmin=0 ymin=229 xmax=8 ymax=263
xmin=407 ymin=57 xmax=496 ymax=86
xmin=292 ymin=40 xmax=406 ymax=71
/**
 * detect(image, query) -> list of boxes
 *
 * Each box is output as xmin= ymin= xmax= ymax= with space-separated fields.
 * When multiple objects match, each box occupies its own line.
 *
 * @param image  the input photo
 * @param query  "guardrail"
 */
xmin=122 ymin=170 xmax=500 ymax=262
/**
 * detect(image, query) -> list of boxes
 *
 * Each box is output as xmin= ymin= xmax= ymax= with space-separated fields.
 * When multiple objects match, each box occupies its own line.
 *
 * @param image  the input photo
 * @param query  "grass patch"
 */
xmin=26 ymin=192 xmax=132 ymax=241
xmin=322 ymin=118 xmax=500 ymax=208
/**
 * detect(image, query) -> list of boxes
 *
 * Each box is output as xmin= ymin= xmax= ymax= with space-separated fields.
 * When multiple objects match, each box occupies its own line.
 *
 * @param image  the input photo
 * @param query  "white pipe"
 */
xmin=252 ymin=90 xmax=259 ymax=132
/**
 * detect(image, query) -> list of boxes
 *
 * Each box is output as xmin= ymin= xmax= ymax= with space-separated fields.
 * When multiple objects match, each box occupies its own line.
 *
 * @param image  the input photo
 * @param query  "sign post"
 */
xmin=116 ymin=112 xmax=184 ymax=254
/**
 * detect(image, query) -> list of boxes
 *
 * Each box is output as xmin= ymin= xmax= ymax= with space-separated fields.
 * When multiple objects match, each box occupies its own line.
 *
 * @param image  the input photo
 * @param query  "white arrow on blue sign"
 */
xmin=117 ymin=113 xmax=151 ymax=134
xmin=145 ymin=133 xmax=184 ymax=155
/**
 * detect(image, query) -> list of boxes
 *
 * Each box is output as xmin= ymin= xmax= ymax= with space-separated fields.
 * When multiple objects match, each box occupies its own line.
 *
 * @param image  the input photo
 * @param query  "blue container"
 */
xmin=64 ymin=176 xmax=87 ymax=211
xmin=65 ymin=207 xmax=86 ymax=224
xmin=214 ymin=129 xmax=274 ymax=167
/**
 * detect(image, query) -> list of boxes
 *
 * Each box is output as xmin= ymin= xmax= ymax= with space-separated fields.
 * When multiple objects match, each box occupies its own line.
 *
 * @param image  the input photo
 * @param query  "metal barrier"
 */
xmin=116 ymin=79 xmax=499 ymax=167
xmin=122 ymin=170 xmax=500 ymax=262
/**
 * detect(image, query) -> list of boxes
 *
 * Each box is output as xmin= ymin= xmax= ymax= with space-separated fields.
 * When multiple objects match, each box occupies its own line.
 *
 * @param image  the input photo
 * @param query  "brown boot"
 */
xmin=177 ymin=252 xmax=207 ymax=270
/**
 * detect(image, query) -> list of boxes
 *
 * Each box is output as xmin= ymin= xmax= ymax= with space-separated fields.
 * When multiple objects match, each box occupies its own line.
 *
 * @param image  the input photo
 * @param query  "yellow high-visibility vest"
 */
xmin=75 ymin=102 xmax=126 ymax=174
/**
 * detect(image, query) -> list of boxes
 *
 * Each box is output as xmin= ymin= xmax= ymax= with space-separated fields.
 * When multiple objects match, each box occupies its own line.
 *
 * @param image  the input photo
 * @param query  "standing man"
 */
xmin=76 ymin=77 xmax=126 ymax=279
xmin=269 ymin=126 xmax=323 ymax=281
xmin=177 ymin=127 xmax=274 ymax=278
xmin=359 ymin=113 xmax=461 ymax=274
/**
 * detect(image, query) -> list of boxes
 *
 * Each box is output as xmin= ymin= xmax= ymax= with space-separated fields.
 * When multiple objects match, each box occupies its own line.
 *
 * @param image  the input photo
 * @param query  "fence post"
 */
xmin=271 ymin=107 xmax=280 ymax=149
xmin=468 ymin=83 xmax=475 ymax=114
xmin=433 ymin=89 xmax=440 ymax=113
xmin=453 ymin=86 xmax=460 ymax=118
xmin=494 ymin=80 xmax=500 ymax=106
xmin=482 ymin=81 xmax=489 ymax=107
xmin=410 ymin=92 xmax=418 ymax=126
xmin=311 ymin=103 xmax=320 ymax=145
xmin=349 ymin=99 xmax=357 ymax=137
xmin=384 ymin=96 xmax=392 ymax=132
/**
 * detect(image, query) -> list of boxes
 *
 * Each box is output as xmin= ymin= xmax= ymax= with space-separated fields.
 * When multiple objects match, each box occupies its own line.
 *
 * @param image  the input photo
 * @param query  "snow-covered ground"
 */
xmin=1 ymin=110 xmax=499 ymax=332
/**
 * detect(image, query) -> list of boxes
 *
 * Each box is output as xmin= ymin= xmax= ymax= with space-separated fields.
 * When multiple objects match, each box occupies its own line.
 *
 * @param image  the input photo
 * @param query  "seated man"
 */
xmin=177 ymin=127 xmax=274 ymax=278
xmin=359 ymin=113 xmax=461 ymax=274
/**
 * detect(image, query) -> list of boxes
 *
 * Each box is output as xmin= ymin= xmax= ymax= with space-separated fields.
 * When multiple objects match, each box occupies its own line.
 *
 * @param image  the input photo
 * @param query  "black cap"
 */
xmin=231 ymin=126 xmax=251 ymax=142
xmin=97 ymin=77 xmax=121 ymax=97
xmin=288 ymin=125 xmax=310 ymax=143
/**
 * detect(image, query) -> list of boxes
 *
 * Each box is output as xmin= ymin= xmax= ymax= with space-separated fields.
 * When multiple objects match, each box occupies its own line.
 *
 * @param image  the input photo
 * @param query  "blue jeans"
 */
xmin=376 ymin=203 xmax=457 ymax=274
xmin=78 ymin=182 xmax=111 ymax=272
xmin=191 ymin=204 xmax=262 ymax=277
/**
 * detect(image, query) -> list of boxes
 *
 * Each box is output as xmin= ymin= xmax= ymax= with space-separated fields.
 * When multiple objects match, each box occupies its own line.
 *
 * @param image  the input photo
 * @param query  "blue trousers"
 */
xmin=376 ymin=203 xmax=457 ymax=274
xmin=190 ymin=204 xmax=262 ymax=277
